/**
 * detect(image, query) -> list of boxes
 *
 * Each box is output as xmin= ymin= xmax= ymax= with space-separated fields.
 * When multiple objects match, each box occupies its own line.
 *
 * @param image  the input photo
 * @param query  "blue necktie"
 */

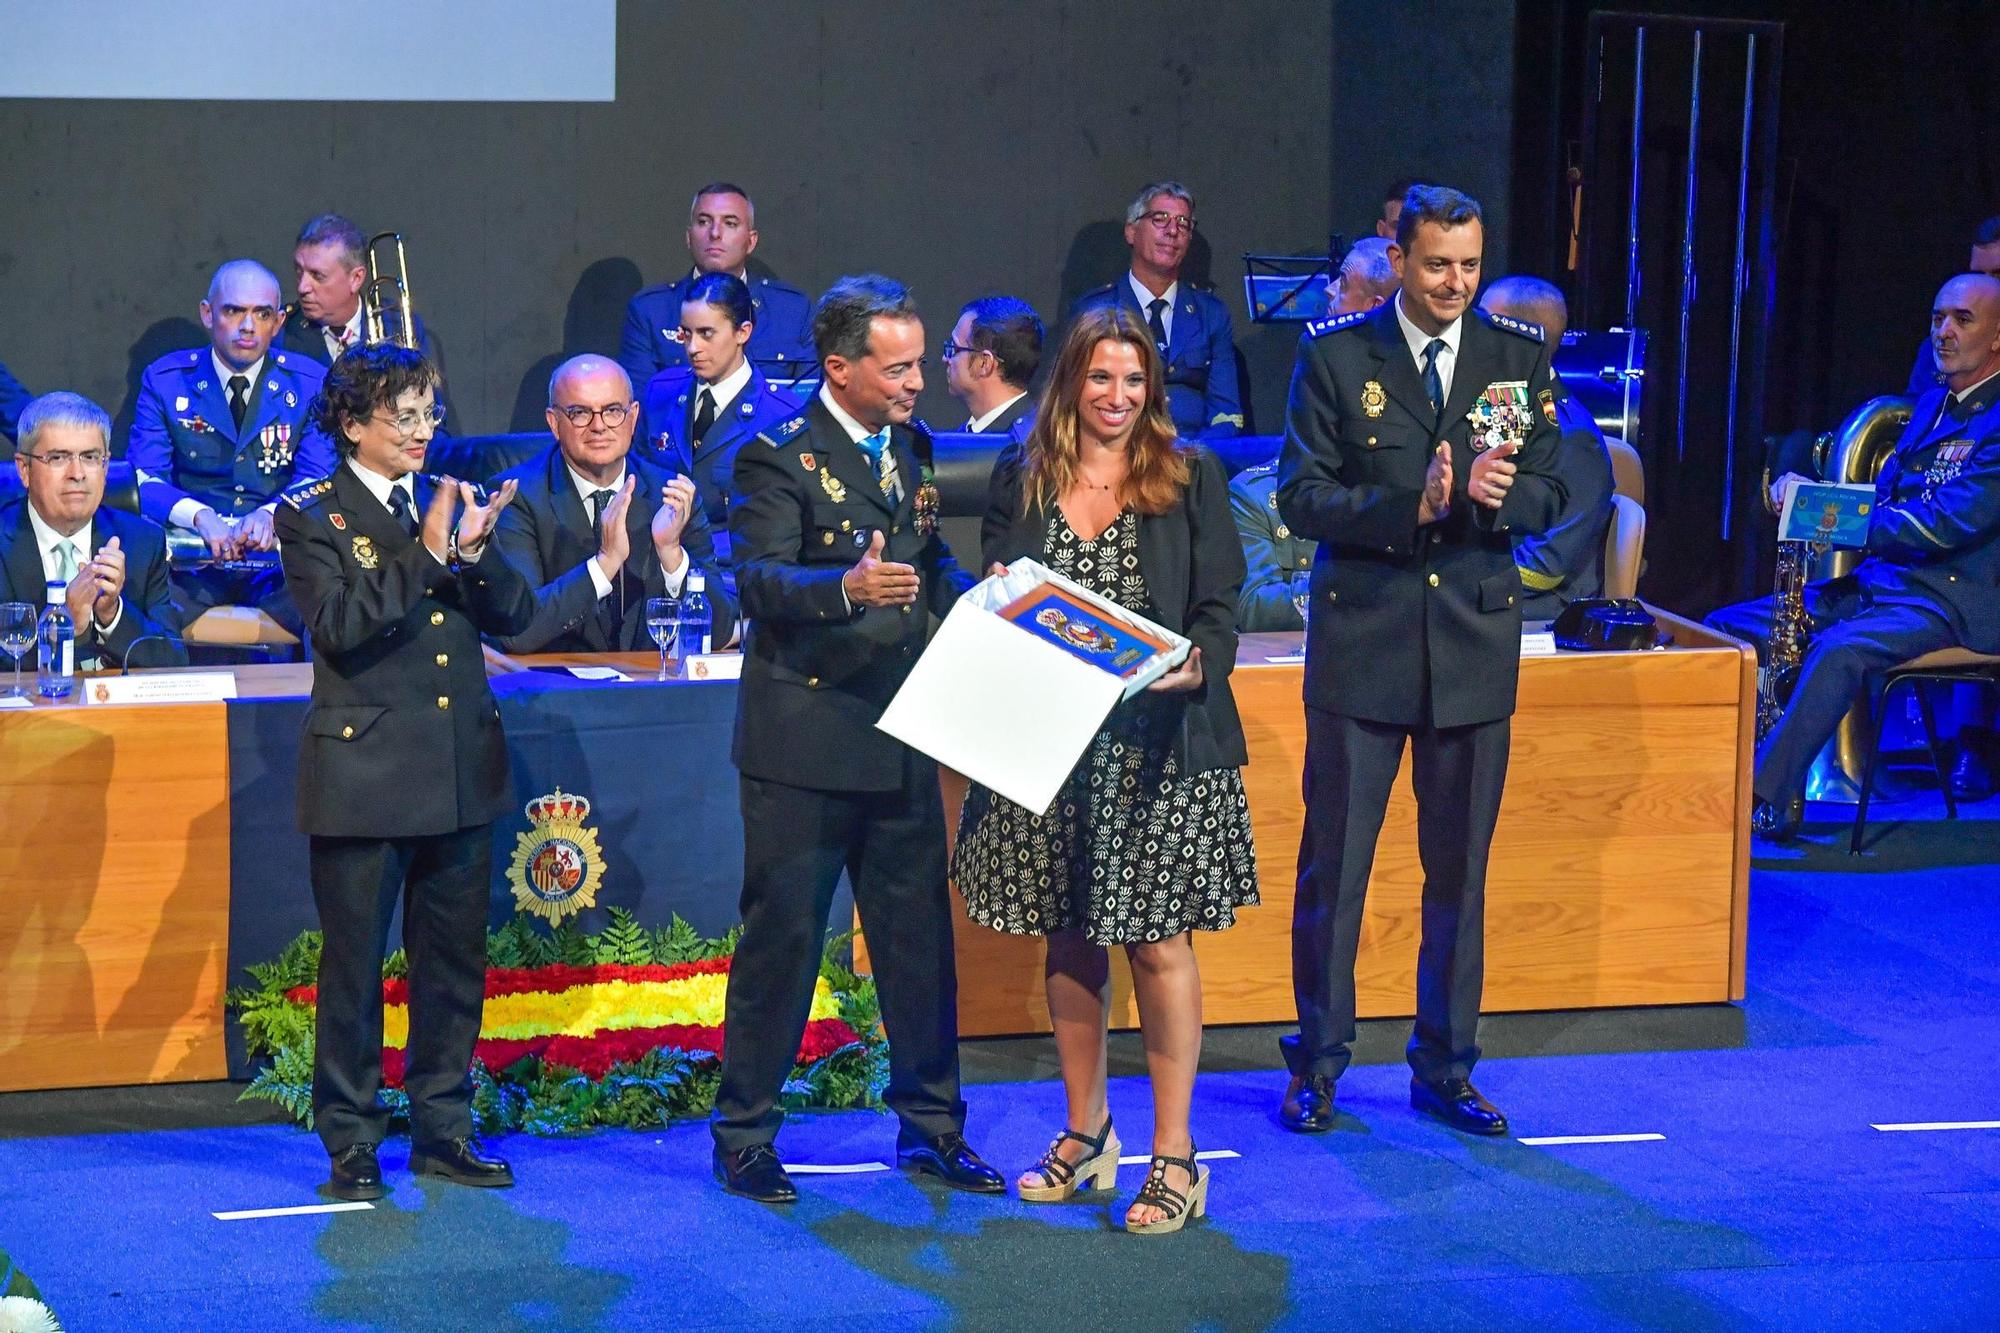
xmin=1422 ymin=338 xmax=1446 ymax=418
xmin=859 ymin=429 xmax=899 ymax=502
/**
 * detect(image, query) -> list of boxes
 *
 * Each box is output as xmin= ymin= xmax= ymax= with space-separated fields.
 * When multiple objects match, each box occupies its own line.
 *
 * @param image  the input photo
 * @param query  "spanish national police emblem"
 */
xmin=508 ymin=787 xmax=605 ymax=925
xmin=1361 ymin=381 xmax=1387 ymax=419
xmin=819 ymin=467 xmax=848 ymax=504
xmin=1467 ymin=381 xmax=1531 ymax=452
xmin=351 ymin=534 xmax=379 ymax=569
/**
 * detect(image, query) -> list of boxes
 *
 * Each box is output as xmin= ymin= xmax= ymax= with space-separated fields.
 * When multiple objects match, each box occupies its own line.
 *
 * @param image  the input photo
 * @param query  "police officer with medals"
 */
xmin=1275 ymin=186 xmax=1567 ymax=1138
xmin=712 ymin=275 xmax=998 ymax=1204
xmin=1070 ymin=181 xmax=1245 ymax=439
xmin=128 ymin=259 xmax=336 ymax=636
xmin=276 ymin=343 xmax=536 ymax=1203
xmin=619 ymin=182 xmax=815 ymax=390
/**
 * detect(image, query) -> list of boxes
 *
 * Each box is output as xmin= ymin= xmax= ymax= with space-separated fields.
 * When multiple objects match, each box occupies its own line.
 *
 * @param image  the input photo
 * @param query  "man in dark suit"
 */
xmin=284 ymin=213 xmax=455 ymax=430
xmin=619 ymin=182 xmax=816 ymax=389
xmin=1711 ymin=273 xmax=2000 ymax=840
xmin=943 ymin=295 xmax=1042 ymax=441
xmin=1479 ymin=277 xmax=1615 ymax=620
xmin=1276 ymin=185 xmax=1566 ymax=1138
xmin=3 ymin=392 xmax=183 ymax=667
xmin=712 ymin=274 xmax=997 ymax=1204
xmin=492 ymin=354 xmax=735 ymax=654
xmin=128 ymin=259 xmax=336 ymax=637
xmin=276 ymin=343 xmax=535 ymax=1202
xmin=0 ymin=354 xmax=29 ymax=450
xmin=1070 ymin=182 xmax=1243 ymax=438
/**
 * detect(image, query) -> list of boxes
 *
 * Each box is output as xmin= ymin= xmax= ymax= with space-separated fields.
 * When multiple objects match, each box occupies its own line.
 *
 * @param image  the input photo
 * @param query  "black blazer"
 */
xmin=490 ymin=444 xmax=737 ymax=654
xmin=729 ymin=398 xmax=976 ymax=793
xmin=0 ymin=501 xmax=185 ymax=667
xmin=275 ymin=466 xmax=536 ymax=838
xmin=981 ymin=442 xmax=1248 ymax=774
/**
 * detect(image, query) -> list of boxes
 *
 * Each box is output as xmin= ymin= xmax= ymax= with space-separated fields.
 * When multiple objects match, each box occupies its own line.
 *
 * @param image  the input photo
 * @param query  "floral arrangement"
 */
xmin=229 ymin=910 xmax=887 ymax=1134
xmin=0 ymin=1248 xmax=59 ymax=1332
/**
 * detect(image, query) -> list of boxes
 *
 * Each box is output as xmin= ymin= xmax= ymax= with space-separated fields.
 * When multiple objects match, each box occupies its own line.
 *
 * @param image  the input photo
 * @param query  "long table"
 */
xmin=0 ymin=612 xmax=1753 ymax=1092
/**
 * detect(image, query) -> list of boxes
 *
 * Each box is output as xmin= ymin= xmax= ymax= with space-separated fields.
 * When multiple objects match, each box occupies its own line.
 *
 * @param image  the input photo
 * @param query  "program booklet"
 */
xmin=1778 ymin=481 xmax=1875 ymax=548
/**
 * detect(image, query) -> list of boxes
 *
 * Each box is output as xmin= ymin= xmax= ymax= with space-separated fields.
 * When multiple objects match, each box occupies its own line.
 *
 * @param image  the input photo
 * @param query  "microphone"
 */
xmin=119 ymin=634 xmax=187 ymax=674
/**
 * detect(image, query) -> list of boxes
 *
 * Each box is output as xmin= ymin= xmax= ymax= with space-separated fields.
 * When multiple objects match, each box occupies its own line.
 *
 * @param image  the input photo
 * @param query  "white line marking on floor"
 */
xmin=1115 ymin=1149 xmax=1242 ymax=1165
xmin=213 ymin=1202 xmax=375 ymax=1221
xmin=1517 ymin=1133 xmax=1666 ymax=1146
xmin=1871 ymin=1120 xmax=2000 ymax=1133
xmin=786 ymin=1162 xmax=892 ymax=1175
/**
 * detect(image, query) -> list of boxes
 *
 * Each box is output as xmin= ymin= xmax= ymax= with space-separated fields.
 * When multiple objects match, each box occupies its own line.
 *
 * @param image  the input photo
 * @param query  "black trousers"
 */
xmin=310 ymin=825 xmax=491 ymax=1154
xmin=712 ymin=767 xmax=964 ymax=1154
xmin=1706 ymin=582 xmax=1958 ymax=805
xmin=1284 ymin=708 xmax=1510 ymax=1085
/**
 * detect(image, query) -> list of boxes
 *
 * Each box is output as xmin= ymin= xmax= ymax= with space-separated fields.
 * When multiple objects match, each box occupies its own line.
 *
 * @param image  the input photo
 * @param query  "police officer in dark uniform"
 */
xmin=129 ymin=259 xmax=336 ymax=635
xmin=639 ymin=272 xmax=799 ymax=562
xmin=619 ymin=182 xmax=815 ymax=390
xmin=1711 ymin=273 xmax=2000 ymax=840
xmin=276 ymin=343 xmax=536 ymax=1203
xmin=712 ymin=274 xmax=999 ymax=1205
xmin=1276 ymin=186 xmax=1567 ymax=1139
xmin=1070 ymin=182 xmax=1244 ymax=439
xmin=1231 ymin=459 xmax=1318 ymax=632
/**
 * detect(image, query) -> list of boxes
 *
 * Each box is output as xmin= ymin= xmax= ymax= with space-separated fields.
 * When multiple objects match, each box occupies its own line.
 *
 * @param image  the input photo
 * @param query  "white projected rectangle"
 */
xmin=0 ymin=0 xmax=616 ymax=102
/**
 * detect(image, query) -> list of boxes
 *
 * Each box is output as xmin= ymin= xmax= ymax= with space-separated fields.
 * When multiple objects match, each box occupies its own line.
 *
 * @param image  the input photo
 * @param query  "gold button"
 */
xmin=891 ymin=524 xmax=902 ymax=534
xmin=1327 ymin=591 xmax=1338 ymax=603
xmin=1298 ymin=557 xmax=1310 ymax=568
xmin=822 ymin=532 xmax=834 ymax=545
xmin=1507 ymin=595 xmax=1515 ymax=605
xmin=340 ymin=725 xmax=354 ymax=739
xmin=435 ymin=653 xmax=449 ymax=667
xmin=436 ymin=695 xmax=450 ymax=709
xmin=1427 ymin=573 xmax=1440 ymax=587
xmin=900 ymin=606 xmax=912 ymax=615
xmin=840 ymin=519 xmax=852 ymax=532
xmin=1275 ymin=525 xmax=1290 ymax=539
xmin=430 ymin=611 xmax=445 ymax=626
xmin=807 ymin=676 xmax=820 ymax=687
xmin=1367 ymin=436 xmax=1377 ymax=446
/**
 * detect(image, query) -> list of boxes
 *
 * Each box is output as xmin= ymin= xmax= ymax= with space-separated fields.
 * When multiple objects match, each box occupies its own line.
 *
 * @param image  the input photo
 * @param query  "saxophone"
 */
xmin=1756 ymin=535 xmax=1810 ymax=740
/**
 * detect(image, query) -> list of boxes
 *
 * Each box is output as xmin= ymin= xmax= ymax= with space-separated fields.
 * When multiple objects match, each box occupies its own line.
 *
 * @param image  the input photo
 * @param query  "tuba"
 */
xmin=361 ymin=232 xmax=418 ymax=348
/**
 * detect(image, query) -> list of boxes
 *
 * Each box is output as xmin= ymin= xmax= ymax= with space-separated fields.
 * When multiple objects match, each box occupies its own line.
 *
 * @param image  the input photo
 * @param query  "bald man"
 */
xmin=491 ymin=354 xmax=736 ymax=653
xmin=1712 ymin=273 xmax=2000 ymax=840
xmin=129 ymin=258 xmax=336 ymax=634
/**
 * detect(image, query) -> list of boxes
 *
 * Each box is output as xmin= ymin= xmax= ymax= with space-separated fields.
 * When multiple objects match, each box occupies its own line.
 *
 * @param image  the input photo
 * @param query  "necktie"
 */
xmin=228 ymin=375 xmax=250 ymax=430
xmin=385 ymin=486 xmax=419 ymax=538
xmin=859 ymin=429 xmax=900 ymax=503
xmin=55 ymin=540 xmax=78 ymax=586
xmin=589 ymin=488 xmax=616 ymax=533
xmin=692 ymin=388 xmax=717 ymax=443
xmin=1422 ymin=338 xmax=1446 ymax=418
xmin=1146 ymin=297 xmax=1169 ymax=355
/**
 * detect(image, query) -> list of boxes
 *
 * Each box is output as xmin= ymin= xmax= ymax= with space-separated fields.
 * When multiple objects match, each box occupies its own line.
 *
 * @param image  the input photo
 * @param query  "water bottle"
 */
xmin=38 ymin=581 xmax=76 ymax=699
xmin=679 ymin=572 xmax=713 ymax=668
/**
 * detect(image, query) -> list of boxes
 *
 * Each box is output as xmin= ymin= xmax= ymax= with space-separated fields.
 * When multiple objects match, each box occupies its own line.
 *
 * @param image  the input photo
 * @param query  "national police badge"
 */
xmin=507 ymin=786 xmax=605 ymax=925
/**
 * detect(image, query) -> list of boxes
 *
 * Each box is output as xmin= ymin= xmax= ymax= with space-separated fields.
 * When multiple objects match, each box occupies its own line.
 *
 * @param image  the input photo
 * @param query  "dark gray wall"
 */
xmin=0 ymin=1 xmax=1345 ymax=443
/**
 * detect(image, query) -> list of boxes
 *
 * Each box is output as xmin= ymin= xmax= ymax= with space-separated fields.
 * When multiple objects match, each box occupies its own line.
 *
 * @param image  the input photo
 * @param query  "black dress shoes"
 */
xmin=1751 ymin=796 xmax=1802 ymax=843
xmin=1411 ymin=1076 xmax=1510 ymax=1136
xmin=1951 ymin=746 xmax=1995 ymax=802
xmin=1280 ymin=1074 xmax=1338 ymax=1133
xmin=410 ymin=1136 xmax=515 ymax=1188
xmin=325 ymin=1143 xmax=385 ymax=1201
xmin=896 ymin=1131 xmax=1005 ymax=1193
xmin=714 ymin=1143 xmax=797 ymax=1204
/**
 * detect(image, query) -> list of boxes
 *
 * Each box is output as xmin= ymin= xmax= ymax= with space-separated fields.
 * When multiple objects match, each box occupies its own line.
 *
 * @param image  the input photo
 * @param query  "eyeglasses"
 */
xmin=1139 ymin=210 xmax=1195 ymax=236
xmin=555 ymin=402 xmax=632 ymax=428
xmin=22 ymin=449 xmax=108 ymax=470
xmin=941 ymin=341 xmax=989 ymax=362
xmin=375 ymin=404 xmax=448 ymax=438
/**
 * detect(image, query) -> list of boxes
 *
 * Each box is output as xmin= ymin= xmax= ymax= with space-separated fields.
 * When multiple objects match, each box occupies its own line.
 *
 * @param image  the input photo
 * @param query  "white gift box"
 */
xmin=876 ymin=557 xmax=1190 ymax=814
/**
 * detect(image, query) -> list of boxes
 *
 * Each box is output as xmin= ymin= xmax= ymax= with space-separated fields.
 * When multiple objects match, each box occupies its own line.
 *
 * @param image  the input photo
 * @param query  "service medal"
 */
xmin=819 ymin=468 xmax=848 ymax=503
xmin=1361 ymin=381 xmax=1386 ymax=418
xmin=351 ymin=534 xmax=379 ymax=569
xmin=914 ymin=474 xmax=940 ymax=537
xmin=1466 ymin=381 xmax=1531 ymax=453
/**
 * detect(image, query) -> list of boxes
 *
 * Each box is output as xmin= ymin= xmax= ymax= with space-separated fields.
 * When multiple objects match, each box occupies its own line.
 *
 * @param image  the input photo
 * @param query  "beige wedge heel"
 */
xmin=1017 ymin=1118 xmax=1120 ymax=1203
xmin=1123 ymin=1146 xmax=1208 ymax=1235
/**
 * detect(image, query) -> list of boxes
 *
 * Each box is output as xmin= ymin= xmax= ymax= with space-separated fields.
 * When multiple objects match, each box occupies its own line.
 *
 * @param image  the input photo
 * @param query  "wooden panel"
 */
xmin=919 ymin=621 xmax=1755 ymax=1037
xmin=0 ymin=700 xmax=233 ymax=1091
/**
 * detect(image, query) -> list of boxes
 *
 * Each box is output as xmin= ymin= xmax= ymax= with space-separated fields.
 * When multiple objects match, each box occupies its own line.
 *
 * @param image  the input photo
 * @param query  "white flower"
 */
xmin=0 ymin=1297 xmax=60 ymax=1333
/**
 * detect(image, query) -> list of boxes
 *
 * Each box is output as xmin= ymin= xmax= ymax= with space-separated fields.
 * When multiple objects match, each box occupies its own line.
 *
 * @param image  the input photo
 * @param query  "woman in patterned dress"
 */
xmin=955 ymin=306 xmax=1259 ymax=1234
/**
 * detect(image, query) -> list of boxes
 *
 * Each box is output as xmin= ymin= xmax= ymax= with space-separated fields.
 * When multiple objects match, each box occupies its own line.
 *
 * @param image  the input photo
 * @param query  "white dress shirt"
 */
xmin=1394 ymin=290 xmax=1464 ymax=408
xmin=1129 ymin=272 xmax=1179 ymax=345
xmin=569 ymin=462 xmax=689 ymax=599
xmin=967 ymin=391 xmax=1029 ymax=434
xmin=25 ymin=504 xmax=121 ymax=640
xmin=698 ymin=359 xmax=755 ymax=426
xmin=344 ymin=457 xmax=459 ymax=568
xmin=323 ymin=308 xmax=364 ymax=362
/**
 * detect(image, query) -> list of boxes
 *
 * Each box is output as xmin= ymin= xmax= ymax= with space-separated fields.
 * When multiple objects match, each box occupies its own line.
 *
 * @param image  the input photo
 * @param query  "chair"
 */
xmin=1850 ymin=648 xmax=2000 ymax=853
xmin=184 ymin=605 xmax=301 ymax=660
xmin=1601 ymin=493 xmax=1646 ymax=599
xmin=1604 ymin=435 xmax=1644 ymax=506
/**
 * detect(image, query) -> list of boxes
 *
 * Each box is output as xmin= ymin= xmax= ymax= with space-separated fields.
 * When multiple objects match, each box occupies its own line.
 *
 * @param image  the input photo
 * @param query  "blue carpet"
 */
xmin=4 ymin=798 xmax=1998 ymax=1331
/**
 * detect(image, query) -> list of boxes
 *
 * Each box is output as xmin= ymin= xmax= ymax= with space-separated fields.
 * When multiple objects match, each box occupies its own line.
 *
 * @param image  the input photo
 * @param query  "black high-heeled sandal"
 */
xmin=1123 ymin=1143 xmax=1208 ymax=1235
xmin=1017 ymin=1117 xmax=1120 ymax=1203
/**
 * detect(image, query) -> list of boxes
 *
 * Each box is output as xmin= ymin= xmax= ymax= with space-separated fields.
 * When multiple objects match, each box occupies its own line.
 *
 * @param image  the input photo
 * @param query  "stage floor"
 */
xmin=2 ymin=798 xmax=1997 ymax=1331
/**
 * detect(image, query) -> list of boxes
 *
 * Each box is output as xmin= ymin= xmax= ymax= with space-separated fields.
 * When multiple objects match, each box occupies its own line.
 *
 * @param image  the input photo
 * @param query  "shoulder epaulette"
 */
xmin=1304 ymin=310 xmax=1369 ymax=339
xmin=761 ymin=415 xmax=809 ymax=447
xmin=1482 ymin=310 xmax=1546 ymax=342
xmin=1237 ymin=460 xmax=1278 ymax=478
xmin=281 ymin=476 xmax=335 ymax=510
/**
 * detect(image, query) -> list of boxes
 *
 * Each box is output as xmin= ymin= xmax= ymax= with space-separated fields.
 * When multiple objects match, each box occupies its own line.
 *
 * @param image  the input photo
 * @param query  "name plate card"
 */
xmin=84 ymin=671 xmax=239 ymax=705
xmin=683 ymin=652 xmax=743 ymax=681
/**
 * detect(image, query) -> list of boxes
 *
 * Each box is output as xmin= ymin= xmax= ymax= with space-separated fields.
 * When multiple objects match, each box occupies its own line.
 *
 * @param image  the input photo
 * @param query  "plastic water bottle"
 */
xmin=38 ymin=582 xmax=76 ymax=699
xmin=679 ymin=572 xmax=713 ymax=666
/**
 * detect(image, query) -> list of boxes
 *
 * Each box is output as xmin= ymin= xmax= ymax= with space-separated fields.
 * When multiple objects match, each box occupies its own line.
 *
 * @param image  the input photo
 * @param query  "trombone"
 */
xmin=362 ymin=231 xmax=418 ymax=348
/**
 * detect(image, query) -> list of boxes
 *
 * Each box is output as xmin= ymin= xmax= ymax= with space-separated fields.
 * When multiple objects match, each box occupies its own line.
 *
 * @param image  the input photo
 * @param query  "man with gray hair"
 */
xmin=2 ymin=392 xmax=182 ymax=667
xmin=1326 ymin=237 xmax=1398 ymax=317
xmin=1071 ymin=181 xmax=1244 ymax=437
xmin=712 ymin=274 xmax=995 ymax=1205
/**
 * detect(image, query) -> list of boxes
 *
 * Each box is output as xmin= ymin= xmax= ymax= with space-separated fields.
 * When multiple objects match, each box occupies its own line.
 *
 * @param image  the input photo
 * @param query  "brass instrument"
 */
xmin=361 ymin=231 xmax=418 ymax=348
xmin=1756 ymin=534 xmax=1810 ymax=740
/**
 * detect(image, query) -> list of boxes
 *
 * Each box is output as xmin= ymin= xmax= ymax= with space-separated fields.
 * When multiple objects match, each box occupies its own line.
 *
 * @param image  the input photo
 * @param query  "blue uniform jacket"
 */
xmin=127 ymin=348 xmax=336 ymax=524
xmin=1512 ymin=386 xmax=1615 ymax=619
xmin=639 ymin=365 xmax=799 ymax=561
xmin=1070 ymin=280 xmax=1243 ymax=437
xmin=1231 ymin=459 xmax=1318 ymax=632
xmin=618 ymin=272 xmax=816 ymax=389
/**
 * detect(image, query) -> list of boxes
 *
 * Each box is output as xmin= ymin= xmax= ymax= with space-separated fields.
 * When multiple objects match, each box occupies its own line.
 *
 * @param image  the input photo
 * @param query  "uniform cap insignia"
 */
xmin=1361 ymin=380 xmax=1387 ymax=418
xmin=508 ymin=787 xmax=605 ymax=925
xmin=351 ymin=534 xmax=379 ymax=569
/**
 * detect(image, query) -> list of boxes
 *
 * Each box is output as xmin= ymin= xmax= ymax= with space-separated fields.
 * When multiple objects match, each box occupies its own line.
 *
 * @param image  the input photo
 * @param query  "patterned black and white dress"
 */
xmin=953 ymin=506 xmax=1259 ymax=945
